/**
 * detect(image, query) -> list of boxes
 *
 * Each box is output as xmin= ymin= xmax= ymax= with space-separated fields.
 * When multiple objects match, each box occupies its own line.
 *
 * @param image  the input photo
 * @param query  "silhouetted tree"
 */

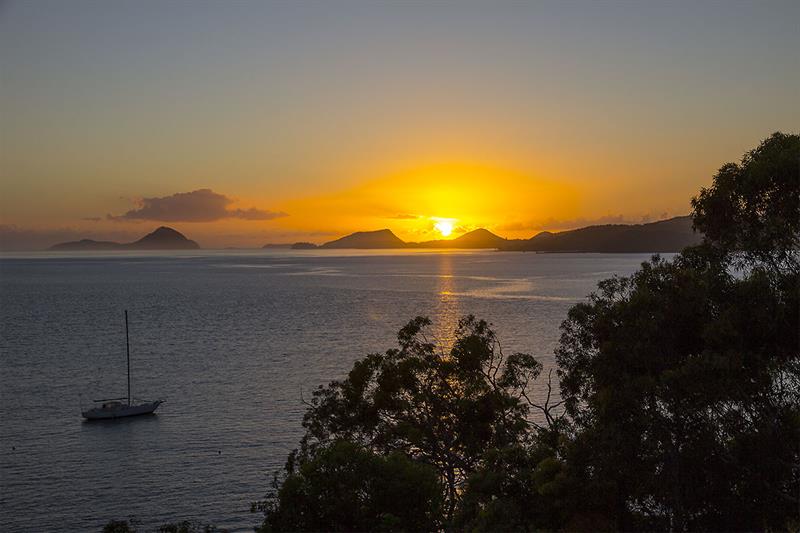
xmin=692 ymin=131 xmax=799 ymax=272
xmin=555 ymin=132 xmax=800 ymax=530
xmin=557 ymin=252 xmax=797 ymax=529
xmin=256 ymin=440 xmax=442 ymax=532
xmin=454 ymin=439 xmax=575 ymax=532
xmin=255 ymin=315 xmax=550 ymax=529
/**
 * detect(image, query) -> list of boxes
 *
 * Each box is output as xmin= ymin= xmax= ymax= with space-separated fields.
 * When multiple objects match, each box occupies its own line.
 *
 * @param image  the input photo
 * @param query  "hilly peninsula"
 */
xmin=314 ymin=216 xmax=700 ymax=252
xmin=49 ymin=226 xmax=200 ymax=251
xmin=499 ymin=216 xmax=700 ymax=252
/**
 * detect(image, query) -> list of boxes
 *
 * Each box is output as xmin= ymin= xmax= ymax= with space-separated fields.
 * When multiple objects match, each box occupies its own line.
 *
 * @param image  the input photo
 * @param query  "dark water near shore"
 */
xmin=0 ymin=250 xmax=663 ymax=531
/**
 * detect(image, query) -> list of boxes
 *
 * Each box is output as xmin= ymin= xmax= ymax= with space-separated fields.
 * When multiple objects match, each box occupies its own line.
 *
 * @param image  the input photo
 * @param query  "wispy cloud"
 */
xmin=107 ymin=189 xmax=287 ymax=222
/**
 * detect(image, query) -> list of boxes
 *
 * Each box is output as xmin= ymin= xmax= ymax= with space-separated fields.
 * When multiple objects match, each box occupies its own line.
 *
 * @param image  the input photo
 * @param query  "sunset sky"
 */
xmin=1 ymin=1 xmax=798 ymax=249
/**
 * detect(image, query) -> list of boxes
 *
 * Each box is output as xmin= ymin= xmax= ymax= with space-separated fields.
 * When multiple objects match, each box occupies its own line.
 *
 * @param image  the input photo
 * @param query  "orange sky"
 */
xmin=1 ymin=2 xmax=798 ymax=249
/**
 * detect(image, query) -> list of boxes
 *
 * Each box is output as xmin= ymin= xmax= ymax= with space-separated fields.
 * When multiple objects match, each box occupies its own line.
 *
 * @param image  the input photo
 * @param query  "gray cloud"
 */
xmin=388 ymin=213 xmax=420 ymax=220
xmin=108 ymin=189 xmax=287 ymax=222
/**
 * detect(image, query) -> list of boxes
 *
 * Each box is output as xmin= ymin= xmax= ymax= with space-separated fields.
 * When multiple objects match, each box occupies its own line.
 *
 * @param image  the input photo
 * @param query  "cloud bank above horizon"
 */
xmin=107 ymin=189 xmax=287 ymax=223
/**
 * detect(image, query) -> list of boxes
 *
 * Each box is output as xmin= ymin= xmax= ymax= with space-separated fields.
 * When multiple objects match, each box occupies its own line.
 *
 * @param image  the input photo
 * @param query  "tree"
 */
xmin=454 ymin=441 xmax=573 ymax=532
xmin=257 ymin=315 xmax=550 ymax=528
xmin=257 ymin=440 xmax=442 ymax=532
xmin=557 ymin=252 xmax=798 ymax=529
xmin=692 ymin=131 xmax=799 ymax=272
xmin=556 ymin=132 xmax=800 ymax=530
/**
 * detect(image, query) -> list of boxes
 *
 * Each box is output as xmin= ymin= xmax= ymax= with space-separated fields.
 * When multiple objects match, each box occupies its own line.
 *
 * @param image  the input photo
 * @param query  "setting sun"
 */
xmin=433 ymin=219 xmax=455 ymax=237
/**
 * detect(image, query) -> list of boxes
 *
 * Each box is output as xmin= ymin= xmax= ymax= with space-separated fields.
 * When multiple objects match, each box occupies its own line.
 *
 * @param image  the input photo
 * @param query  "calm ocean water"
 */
xmin=0 ymin=250 xmax=662 ymax=531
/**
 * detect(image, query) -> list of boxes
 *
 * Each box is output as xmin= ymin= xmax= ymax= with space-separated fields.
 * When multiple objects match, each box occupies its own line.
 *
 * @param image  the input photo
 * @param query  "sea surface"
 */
xmin=0 ymin=250 xmax=664 ymax=532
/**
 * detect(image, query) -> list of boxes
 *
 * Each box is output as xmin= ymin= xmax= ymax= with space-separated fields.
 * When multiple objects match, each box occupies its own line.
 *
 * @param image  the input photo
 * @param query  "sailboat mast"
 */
xmin=125 ymin=310 xmax=131 ymax=406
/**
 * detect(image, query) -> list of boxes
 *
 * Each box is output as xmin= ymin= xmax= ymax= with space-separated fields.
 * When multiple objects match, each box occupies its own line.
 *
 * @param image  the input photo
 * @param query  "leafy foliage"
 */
xmin=556 ymin=249 xmax=799 ymax=529
xmin=692 ymin=131 xmax=799 ymax=272
xmin=555 ymin=132 xmax=800 ymax=529
xmin=455 ymin=442 xmax=570 ymax=532
xmin=255 ymin=315 xmax=551 ymax=529
xmin=257 ymin=440 xmax=442 ymax=532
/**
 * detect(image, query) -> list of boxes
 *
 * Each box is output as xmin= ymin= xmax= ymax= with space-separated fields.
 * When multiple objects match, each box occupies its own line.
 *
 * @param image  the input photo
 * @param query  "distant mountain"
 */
xmin=262 ymin=242 xmax=319 ymax=249
xmin=49 ymin=226 xmax=200 ymax=251
xmin=129 ymin=226 xmax=200 ymax=249
xmin=49 ymin=239 xmax=125 ymax=251
xmin=321 ymin=229 xmax=406 ymax=249
xmin=500 ymin=216 xmax=700 ymax=253
xmin=316 ymin=219 xmax=699 ymax=251
xmin=414 ymin=228 xmax=508 ymax=249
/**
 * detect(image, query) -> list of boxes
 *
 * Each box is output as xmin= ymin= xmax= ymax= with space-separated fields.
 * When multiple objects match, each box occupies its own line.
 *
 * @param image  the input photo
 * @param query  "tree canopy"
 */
xmin=692 ymin=131 xmax=799 ymax=272
xmin=257 ymin=440 xmax=442 ymax=532
xmin=284 ymin=315 xmax=550 ymax=524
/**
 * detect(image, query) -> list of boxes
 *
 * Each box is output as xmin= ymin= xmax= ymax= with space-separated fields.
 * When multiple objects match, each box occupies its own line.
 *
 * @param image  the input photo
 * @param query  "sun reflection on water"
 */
xmin=433 ymin=254 xmax=460 ymax=350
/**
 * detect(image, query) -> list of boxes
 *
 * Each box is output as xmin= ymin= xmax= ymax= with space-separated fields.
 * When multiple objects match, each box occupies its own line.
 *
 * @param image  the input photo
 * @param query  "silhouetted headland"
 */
xmin=49 ymin=226 xmax=200 ymax=251
xmin=412 ymin=228 xmax=509 ymax=249
xmin=320 ymin=229 xmax=407 ymax=249
xmin=311 ymin=216 xmax=700 ymax=252
xmin=500 ymin=216 xmax=700 ymax=252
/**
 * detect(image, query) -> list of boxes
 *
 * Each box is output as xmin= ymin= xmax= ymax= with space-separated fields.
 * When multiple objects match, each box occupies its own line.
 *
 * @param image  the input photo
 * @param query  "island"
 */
xmin=49 ymin=226 xmax=200 ymax=251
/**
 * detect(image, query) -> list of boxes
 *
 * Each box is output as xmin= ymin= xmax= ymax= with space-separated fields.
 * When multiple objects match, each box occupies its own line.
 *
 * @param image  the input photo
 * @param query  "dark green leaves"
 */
xmin=692 ymin=131 xmax=800 ymax=273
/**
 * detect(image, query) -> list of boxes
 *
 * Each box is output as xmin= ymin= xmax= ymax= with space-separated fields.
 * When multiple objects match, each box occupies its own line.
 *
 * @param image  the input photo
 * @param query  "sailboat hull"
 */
xmin=82 ymin=400 xmax=163 ymax=420
xmin=82 ymin=312 xmax=164 ymax=421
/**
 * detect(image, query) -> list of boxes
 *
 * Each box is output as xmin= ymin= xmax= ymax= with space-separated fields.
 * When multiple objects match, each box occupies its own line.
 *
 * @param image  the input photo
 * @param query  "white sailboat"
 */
xmin=82 ymin=310 xmax=164 ymax=420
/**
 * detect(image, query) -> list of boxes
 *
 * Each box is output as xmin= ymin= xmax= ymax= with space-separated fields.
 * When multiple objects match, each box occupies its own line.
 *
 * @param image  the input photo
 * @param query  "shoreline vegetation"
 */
xmin=105 ymin=133 xmax=798 ymax=532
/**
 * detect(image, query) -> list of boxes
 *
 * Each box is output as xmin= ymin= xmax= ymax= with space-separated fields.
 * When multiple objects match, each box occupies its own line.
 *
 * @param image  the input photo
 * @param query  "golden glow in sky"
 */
xmin=272 ymin=162 xmax=582 ymax=244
